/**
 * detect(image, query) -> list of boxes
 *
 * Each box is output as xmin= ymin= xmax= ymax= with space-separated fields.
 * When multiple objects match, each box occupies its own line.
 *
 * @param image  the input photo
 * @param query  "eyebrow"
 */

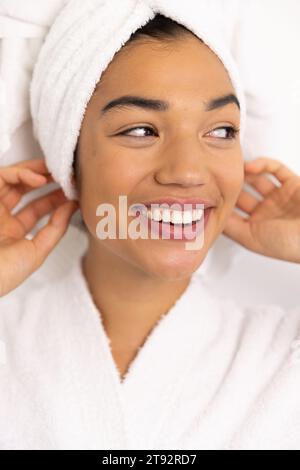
xmin=100 ymin=93 xmax=240 ymax=116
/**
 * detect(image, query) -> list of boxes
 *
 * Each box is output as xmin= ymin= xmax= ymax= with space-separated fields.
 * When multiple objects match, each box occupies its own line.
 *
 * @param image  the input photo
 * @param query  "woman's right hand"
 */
xmin=0 ymin=157 xmax=79 ymax=297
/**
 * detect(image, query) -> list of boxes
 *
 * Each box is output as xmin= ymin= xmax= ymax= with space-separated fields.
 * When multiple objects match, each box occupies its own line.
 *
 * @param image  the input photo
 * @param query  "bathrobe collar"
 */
xmin=63 ymin=255 xmax=220 ymax=449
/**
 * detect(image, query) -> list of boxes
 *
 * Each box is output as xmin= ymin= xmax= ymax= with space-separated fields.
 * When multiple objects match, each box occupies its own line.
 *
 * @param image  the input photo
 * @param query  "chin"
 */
xmin=143 ymin=249 xmax=208 ymax=282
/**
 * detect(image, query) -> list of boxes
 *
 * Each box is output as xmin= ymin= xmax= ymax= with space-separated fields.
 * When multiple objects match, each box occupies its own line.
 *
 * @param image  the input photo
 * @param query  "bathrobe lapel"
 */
xmin=120 ymin=275 xmax=219 ymax=449
xmin=46 ymin=261 xmax=129 ymax=449
xmin=70 ymin=257 xmax=219 ymax=449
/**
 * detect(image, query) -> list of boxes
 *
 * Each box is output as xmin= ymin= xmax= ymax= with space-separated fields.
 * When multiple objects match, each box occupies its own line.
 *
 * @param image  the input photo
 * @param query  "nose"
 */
xmin=154 ymin=135 xmax=210 ymax=188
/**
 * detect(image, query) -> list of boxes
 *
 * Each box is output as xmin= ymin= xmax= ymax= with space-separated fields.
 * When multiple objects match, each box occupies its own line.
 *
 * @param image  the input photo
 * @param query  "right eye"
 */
xmin=117 ymin=126 xmax=157 ymax=138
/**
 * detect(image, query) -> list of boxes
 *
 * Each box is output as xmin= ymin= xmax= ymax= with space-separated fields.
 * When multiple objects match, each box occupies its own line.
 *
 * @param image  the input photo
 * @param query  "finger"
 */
xmin=0 ymin=167 xmax=47 ymax=193
xmin=19 ymin=173 xmax=55 ymax=191
xmin=0 ymin=173 xmax=56 ymax=212
xmin=0 ymin=201 xmax=79 ymax=295
xmin=10 ymin=157 xmax=50 ymax=175
xmin=244 ymin=171 xmax=278 ymax=197
xmin=13 ymin=188 xmax=73 ymax=234
xmin=19 ymin=172 xmax=55 ymax=189
xmin=244 ymin=157 xmax=297 ymax=184
xmin=31 ymin=201 xmax=79 ymax=269
xmin=222 ymin=211 xmax=257 ymax=252
xmin=235 ymin=189 xmax=261 ymax=215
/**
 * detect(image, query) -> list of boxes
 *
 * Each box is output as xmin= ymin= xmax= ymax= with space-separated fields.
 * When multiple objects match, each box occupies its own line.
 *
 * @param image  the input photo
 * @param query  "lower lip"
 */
xmin=133 ymin=207 xmax=212 ymax=241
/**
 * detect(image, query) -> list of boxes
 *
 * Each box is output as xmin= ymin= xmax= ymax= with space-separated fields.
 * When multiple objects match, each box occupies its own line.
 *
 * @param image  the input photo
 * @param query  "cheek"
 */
xmin=78 ymin=150 xmax=146 ymax=231
xmin=214 ymin=156 xmax=244 ymax=205
xmin=89 ymin=153 xmax=145 ymax=200
xmin=210 ymin=156 xmax=244 ymax=232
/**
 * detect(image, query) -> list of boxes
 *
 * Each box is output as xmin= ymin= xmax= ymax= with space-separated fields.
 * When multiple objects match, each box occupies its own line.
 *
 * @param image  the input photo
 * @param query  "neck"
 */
xmin=81 ymin=240 xmax=192 ymax=358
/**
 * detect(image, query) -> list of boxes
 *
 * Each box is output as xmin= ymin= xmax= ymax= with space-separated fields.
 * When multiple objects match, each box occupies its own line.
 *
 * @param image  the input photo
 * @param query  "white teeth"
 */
xmin=162 ymin=210 xmax=171 ymax=223
xmin=171 ymin=211 xmax=182 ymax=224
xmin=152 ymin=208 xmax=162 ymax=222
xmin=194 ymin=209 xmax=204 ymax=220
xmin=183 ymin=211 xmax=193 ymax=224
xmin=145 ymin=208 xmax=204 ymax=224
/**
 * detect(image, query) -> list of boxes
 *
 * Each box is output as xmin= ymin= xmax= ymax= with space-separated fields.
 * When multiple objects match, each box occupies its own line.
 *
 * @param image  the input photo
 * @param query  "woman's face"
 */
xmin=74 ymin=34 xmax=244 ymax=281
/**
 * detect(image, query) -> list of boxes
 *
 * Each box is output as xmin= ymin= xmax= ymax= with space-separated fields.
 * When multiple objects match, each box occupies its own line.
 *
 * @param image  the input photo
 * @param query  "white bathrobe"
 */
xmin=0 ymin=253 xmax=300 ymax=450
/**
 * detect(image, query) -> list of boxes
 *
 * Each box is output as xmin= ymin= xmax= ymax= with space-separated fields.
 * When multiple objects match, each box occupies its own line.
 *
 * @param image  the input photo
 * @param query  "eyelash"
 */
xmin=117 ymin=125 xmax=240 ymax=140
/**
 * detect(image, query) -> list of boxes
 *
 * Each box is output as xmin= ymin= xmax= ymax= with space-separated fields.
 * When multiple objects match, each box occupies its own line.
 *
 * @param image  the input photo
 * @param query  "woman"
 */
xmin=1 ymin=10 xmax=300 ymax=450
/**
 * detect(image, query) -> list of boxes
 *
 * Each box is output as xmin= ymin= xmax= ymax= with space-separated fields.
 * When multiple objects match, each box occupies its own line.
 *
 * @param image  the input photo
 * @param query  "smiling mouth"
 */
xmin=132 ymin=206 xmax=205 ymax=225
xmin=132 ymin=207 xmax=212 ymax=227
xmin=125 ymin=206 xmax=213 ymax=242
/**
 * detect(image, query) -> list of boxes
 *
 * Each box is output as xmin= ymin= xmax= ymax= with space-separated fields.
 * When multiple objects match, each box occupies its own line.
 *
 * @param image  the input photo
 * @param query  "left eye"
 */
xmin=206 ymin=126 xmax=239 ymax=140
xmin=118 ymin=126 xmax=156 ymax=137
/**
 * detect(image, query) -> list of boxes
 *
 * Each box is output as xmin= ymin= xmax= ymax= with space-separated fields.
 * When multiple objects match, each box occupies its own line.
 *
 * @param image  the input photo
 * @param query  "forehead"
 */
xmin=95 ymin=36 xmax=234 ymax=100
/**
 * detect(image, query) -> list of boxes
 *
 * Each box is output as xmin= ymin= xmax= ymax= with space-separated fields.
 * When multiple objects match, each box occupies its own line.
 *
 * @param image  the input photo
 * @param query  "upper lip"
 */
xmin=135 ymin=197 xmax=216 ymax=210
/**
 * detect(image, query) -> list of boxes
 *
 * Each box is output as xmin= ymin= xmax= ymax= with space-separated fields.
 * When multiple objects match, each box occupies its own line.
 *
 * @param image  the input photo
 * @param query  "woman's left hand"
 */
xmin=222 ymin=157 xmax=300 ymax=264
